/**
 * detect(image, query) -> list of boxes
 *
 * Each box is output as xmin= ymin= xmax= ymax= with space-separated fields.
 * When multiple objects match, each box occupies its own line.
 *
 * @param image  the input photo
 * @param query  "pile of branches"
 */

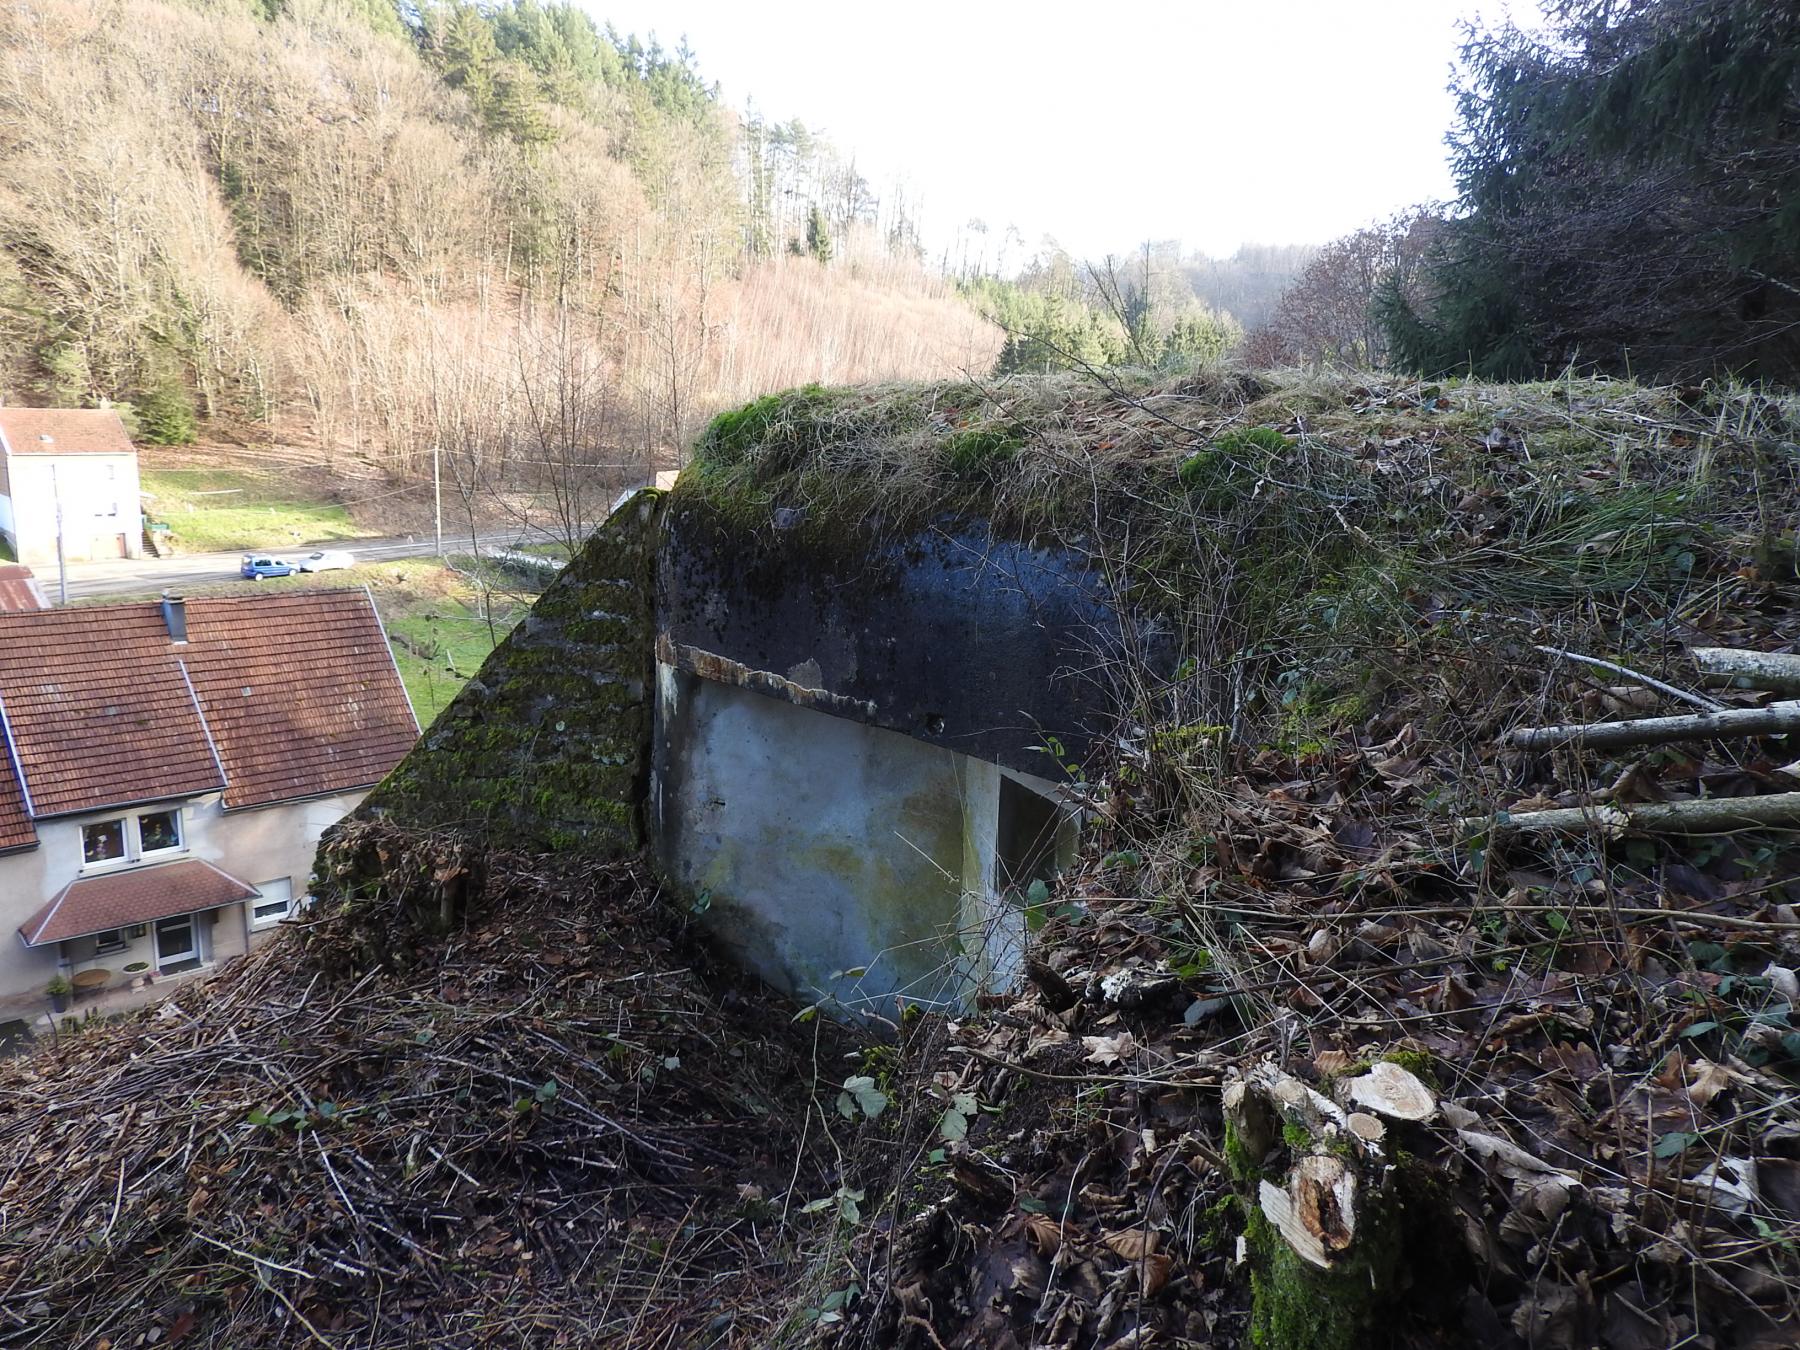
xmin=0 ymin=839 xmax=845 ymax=1349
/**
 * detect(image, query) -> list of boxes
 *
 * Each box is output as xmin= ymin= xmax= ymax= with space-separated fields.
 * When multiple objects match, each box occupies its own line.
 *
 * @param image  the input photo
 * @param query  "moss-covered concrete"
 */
xmin=357 ymin=492 xmax=663 ymax=856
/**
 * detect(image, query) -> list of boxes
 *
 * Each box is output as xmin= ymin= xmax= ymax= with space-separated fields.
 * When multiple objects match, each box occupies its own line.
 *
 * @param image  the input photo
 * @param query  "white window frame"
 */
xmin=78 ymin=806 xmax=186 ymax=871
xmin=251 ymin=877 xmax=295 ymax=930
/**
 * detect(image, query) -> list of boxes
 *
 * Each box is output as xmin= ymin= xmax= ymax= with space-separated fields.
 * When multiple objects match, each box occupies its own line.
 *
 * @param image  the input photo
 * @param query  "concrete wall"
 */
xmin=0 ymin=788 xmax=361 ymax=1011
xmin=651 ymin=667 xmax=1078 ymax=1014
xmin=1 ymin=452 xmax=141 ymax=566
xmin=359 ymin=491 xmax=662 ymax=855
xmin=323 ymin=485 xmax=1112 ymax=1017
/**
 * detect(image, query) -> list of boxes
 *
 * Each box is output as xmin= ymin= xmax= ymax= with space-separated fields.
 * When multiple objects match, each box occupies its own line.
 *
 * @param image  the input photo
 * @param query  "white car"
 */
xmin=295 ymin=549 xmax=355 ymax=573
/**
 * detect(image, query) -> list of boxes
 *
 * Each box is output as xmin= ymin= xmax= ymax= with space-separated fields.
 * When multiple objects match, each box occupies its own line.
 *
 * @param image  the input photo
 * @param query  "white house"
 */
xmin=0 ymin=407 xmax=143 ymax=566
xmin=0 ymin=588 xmax=419 ymax=1014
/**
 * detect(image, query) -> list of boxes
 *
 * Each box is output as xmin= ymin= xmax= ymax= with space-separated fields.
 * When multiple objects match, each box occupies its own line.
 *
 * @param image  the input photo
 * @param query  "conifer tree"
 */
xmin=1384 ymin=0 xmax=1800 ymax=382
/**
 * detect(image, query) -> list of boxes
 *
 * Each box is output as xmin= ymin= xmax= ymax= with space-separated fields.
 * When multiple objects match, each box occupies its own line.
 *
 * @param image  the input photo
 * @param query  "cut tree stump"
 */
xmin=1224 ymin=1061 xmax=1443 ymax=1348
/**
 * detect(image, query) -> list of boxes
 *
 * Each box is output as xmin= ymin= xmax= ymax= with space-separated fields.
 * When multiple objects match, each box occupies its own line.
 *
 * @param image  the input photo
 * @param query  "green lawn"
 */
xmin=348 ymin=558 xmax=534 ymax=726
xmin=386 ymin=598 xmax=526 ymax=725
xmin=141 ymin=468 xmax=374 ymax=554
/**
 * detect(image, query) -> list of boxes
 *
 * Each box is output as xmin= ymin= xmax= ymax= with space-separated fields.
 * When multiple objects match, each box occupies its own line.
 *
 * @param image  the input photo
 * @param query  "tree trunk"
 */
xmin=1223 ymin=1061 xmax=1441 ymax=1349
xmin=1466 ymin=790 xmax=1800 ymax=837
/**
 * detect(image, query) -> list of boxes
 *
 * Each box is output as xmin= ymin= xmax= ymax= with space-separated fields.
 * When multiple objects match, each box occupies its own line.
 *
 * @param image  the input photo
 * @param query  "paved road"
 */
xmin=50 ymin=531 xmax=567 ymax=602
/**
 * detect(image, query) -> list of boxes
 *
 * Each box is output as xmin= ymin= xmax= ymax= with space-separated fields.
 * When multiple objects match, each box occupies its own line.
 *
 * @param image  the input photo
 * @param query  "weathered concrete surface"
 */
xmin=652 ymin=497 xmax=1099 ymax=1011
xmin=337 ymin=483 xmax=1101 ymax=1012
xmin=651 ymin=667 xmax=1073 ymax=1012
xmin=658 ymin=496 xmax=1124 ymax=778
xmin=356 ymin=492 xmax=662 ymax=856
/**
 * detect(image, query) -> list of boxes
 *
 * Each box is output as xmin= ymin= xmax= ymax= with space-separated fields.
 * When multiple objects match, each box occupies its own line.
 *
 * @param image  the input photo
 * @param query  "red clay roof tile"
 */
xmin=0 ymin=566 xmax=47 ymax=612
xmin=0 ymin=408 xmax=135 ymax=456
xmin=18 ymin=858 xmax=259 ymax=946
xmin=0 ymin=589 xmax=417 ymax=832
xmin=185 ymin=590 xmax=420 ymax=809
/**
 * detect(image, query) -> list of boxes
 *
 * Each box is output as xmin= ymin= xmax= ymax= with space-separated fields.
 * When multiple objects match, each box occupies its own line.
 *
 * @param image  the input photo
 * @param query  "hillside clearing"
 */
xmin=140 ymin=466 xmax=375 ymax=554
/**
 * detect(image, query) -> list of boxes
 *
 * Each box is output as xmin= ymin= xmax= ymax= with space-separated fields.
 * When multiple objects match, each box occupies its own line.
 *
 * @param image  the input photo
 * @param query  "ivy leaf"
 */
xmin=939 ymin=1107 xmax=969 ymax=1143
xmin=1654 ymin=1130 xmax=1700 ymax=1159
xmin=1679 ymin=1020 xmax=1720 ymax=1039
xmin=838 ymin=1075 xmax=887 ymax=1119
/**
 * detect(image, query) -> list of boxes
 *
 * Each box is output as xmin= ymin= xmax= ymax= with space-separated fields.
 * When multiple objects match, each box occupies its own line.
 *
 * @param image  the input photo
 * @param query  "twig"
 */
xmin=1534 ymin=644 xmax=1724 ymax=712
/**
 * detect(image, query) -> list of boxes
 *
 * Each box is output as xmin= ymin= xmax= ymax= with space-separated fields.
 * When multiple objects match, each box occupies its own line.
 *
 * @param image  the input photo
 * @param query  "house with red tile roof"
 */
xmin=0 ymin=407 xmax=143 ymax=567
xmin=0 ymin=588 xmax=418 ymax=1012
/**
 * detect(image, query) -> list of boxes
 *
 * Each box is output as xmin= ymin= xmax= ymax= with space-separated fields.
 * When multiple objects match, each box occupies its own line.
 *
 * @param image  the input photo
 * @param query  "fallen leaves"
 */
xmin=1082 ymin=1031 xmax=1137 ymax=1067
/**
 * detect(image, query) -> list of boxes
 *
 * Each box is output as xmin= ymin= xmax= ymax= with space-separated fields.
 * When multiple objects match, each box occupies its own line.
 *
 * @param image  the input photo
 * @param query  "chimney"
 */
xmin=161 ymin=590 xmax=188 ymax=644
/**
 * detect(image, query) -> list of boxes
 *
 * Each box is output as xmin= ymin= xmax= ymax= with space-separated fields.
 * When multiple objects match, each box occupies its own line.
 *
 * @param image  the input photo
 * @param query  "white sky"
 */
xmin=588 ymin=1 xmax=1528 ymax=262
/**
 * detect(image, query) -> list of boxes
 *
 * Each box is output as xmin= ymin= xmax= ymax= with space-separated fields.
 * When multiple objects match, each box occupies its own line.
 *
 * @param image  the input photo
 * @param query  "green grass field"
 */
xmin=383 ymin=586 xmax=529 ymax=725
xmin=141 ymin=467 xmax=374 ymax=554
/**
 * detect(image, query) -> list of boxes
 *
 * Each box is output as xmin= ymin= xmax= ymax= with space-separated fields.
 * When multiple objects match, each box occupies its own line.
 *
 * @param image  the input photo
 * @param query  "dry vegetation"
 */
xmin=685 ymin=367 xmax=1800 ymax=1347
xmin=0 ymin=830 xmax=853 ymax=1349
xmin=8 ymin=368 xmax=1800 ymax=1348
xmin=0 ymin=0 xmax=997 ymax=480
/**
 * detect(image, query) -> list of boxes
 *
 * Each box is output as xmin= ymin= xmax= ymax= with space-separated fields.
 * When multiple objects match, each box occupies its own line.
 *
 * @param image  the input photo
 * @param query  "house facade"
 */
xmin=0 ymin=589 xmax=418 ymax=1013
xmin=0 ymin=407 xmax=143 ymax=566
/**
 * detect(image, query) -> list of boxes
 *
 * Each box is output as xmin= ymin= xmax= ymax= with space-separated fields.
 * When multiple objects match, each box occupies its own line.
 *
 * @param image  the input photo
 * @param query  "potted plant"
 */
xmin=45 ymin=974 xmax=71 ymax=1013
xmin=124 ymin=961 xmax=150 ymax=991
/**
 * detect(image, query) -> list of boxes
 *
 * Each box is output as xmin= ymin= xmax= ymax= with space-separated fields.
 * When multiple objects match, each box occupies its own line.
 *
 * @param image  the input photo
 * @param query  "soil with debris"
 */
xmin=799 ymin=373 xmax=1800 ymax=1349
xmin=0 ymin=836 xmax=847 ymax=1349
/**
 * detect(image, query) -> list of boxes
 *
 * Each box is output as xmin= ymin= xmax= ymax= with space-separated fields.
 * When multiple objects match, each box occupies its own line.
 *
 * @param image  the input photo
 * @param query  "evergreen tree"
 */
xmin=1384 ymin=0 xmax=1800 ymax=382
xmin=135 ymin=372 xmax=198 ymax=446
xmin=805 ymin=204 xmax=832 ymax=265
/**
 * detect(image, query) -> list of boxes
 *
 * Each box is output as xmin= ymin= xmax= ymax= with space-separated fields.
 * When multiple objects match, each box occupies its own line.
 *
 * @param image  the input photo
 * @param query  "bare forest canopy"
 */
xmin=959 ymin=241 xmax=1316 ymax=379
xmin=0 ymin=0 xmax=998 ymax=475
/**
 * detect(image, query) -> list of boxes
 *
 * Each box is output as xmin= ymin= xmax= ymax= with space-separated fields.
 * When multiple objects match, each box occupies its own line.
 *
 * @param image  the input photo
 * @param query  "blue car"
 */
xmin=240 ymin=554 xmax=294 ymax=580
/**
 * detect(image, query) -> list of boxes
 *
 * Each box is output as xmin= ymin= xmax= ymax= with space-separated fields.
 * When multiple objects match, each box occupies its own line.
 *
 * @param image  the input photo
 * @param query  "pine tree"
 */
xmin=1384 ymin=0 xmax=1800 ymax=382
xmin=805 ymin=204 xmax=832 ymax=265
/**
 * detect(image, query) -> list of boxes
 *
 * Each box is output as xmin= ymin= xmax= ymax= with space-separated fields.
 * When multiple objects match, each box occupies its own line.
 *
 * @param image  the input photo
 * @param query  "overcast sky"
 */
xmin=588 ymin=1 xmax=1534 ymax=263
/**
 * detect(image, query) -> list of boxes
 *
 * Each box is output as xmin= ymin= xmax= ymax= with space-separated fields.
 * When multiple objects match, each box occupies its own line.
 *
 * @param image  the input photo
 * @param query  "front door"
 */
xmin=154 ymin=914 xmax=197 ymax=968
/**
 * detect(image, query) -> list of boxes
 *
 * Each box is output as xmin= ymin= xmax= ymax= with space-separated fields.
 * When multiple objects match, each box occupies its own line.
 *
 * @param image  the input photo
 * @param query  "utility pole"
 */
xmin=51 ymin=462 xmax=66 ymax=606
xmin=433 ymin=443 xmax=442 ymax=558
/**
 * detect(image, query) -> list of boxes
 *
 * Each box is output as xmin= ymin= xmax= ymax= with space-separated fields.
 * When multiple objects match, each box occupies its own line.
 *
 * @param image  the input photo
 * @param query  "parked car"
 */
xmin=240 ymin=555 xmax=294 ymax=580
xmin=295 ymin=550 xmax=355 ymax=573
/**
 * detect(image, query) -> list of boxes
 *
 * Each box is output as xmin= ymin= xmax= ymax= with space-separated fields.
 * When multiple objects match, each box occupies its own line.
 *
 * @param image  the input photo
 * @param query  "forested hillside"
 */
xmin=0 ymin=0 xmax=997 ymax=471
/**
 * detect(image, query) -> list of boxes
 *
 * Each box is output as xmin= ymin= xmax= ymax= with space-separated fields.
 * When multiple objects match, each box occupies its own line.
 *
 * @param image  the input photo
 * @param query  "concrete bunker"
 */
xmin=650 ymin=497 xmax=1120 ymax=1014
xmin=350 ymin=486 xmax=1130 ymax=1017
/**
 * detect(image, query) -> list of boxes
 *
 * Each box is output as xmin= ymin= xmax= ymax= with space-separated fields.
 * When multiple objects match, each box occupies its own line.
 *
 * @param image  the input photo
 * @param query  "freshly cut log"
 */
xmin=1503 ymin=700 xmax=1800 ymax=750
xmin=1691 ymin=647 xmax=1800 ymax=695
xmin=1340 ymin=1061 xmax=1436 ymax=1122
